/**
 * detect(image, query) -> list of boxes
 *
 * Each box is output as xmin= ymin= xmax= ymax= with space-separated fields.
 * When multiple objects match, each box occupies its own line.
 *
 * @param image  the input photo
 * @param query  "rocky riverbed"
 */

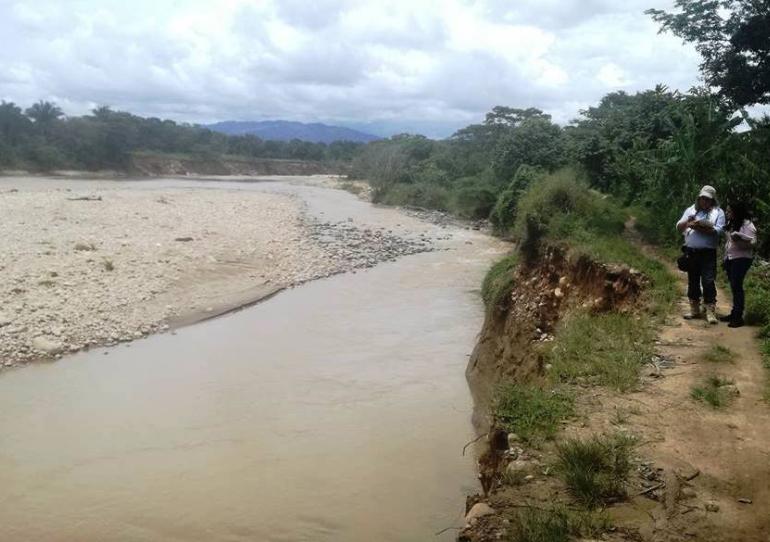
xmin=0 ymin=179 xmax=443 ymax=369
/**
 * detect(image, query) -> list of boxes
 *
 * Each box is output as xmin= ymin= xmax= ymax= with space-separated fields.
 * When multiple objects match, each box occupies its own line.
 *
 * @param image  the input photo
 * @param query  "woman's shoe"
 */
xmin=728 ymin=319 xmax=745 ymax=328
xmin=705 ymin=304 xmax=719 ymax=325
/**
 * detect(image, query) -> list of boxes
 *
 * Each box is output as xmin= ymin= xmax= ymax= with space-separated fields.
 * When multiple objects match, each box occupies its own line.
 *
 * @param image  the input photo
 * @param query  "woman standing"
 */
xmin=721 ymin=202 xmax=758 ymax=328
xmin=676 ymin=185 xmax=726 ymax=325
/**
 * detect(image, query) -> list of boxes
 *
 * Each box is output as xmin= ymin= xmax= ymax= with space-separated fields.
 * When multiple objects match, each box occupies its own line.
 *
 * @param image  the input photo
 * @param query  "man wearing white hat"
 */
xmin=676 ymin=185 xmax=726 ymax=324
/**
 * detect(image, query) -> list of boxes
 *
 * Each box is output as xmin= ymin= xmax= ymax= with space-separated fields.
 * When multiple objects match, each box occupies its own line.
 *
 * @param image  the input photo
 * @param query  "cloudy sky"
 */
xmin=0 ymin=0 xmax=703 ymax=137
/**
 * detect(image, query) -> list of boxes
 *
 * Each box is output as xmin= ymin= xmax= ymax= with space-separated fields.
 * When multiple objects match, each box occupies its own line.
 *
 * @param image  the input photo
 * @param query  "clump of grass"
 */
xmin=507 ymin=506 xmax=610 ymax=542
xmin=691 ymin=375 xmax=737 ymax=408
xmin=494 ymin=384 xmax=574 ymax=445
xmin=37 ymin=279 xmax=56 ymax=287
xmin=555 ymin=433 xmax=637 ymax=509
xmin=547 ymin=311 xmax=653 ymax=392
xmin=103 ymin=259 xmax=115 ymax=272
xmin=481 ymin=252 xmax=519 ymax=309
xmin=702 ymin=344 xmax=736 ymax=363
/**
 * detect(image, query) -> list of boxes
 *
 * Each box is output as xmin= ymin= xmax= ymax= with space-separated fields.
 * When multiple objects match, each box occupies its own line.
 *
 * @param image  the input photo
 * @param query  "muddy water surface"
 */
xmin=0 ymin=178 xmax=507 ymax=541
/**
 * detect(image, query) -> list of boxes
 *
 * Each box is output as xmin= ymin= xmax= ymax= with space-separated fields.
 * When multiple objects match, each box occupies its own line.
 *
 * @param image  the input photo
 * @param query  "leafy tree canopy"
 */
xmin=647 ymin=0 xmax=770 ymax=106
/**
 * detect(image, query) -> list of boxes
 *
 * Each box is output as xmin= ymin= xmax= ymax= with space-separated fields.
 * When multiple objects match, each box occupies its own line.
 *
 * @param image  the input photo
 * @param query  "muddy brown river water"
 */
xmin=0 ymin=177 xmax=507 ymax=541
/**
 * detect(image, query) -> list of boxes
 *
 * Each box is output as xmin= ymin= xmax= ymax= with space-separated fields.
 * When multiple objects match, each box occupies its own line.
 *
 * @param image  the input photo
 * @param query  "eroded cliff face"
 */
xmin=465 ymin=246 xmax=647 ymax=413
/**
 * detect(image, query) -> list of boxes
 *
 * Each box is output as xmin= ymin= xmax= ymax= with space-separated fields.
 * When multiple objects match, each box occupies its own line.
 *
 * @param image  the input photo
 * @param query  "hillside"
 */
xmin=207 ymin=120 xmax=380 ymax=144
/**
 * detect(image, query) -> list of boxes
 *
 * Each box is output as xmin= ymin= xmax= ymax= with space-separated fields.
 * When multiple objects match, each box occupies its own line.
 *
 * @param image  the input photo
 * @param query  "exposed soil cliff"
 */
xmin=466 ymin=245 xmax=646 ymax=411
xmin=460 ymin=243 xmax=770 ymax=542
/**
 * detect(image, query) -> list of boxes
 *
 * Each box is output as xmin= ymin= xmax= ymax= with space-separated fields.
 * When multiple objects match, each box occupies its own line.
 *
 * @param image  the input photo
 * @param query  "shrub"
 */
xmin=489 ymin=165 xmax=546 ymax=235
xmin=494 ymin=384 xmax=574 ymax=445
xmin=556 ymin=433 xmax=636 ymax=509
xmin=452 ymin=184 xmax=498 ymax=219
xmin=512 ymin=169 xmax=627 ymax=260
xmin=744 ymin=264 xmax=770 ymax=329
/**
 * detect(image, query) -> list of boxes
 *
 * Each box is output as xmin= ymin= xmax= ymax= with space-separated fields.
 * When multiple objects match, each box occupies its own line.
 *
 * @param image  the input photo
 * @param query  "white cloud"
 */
xmin=0 ymin=0 xmax=703 ymax=137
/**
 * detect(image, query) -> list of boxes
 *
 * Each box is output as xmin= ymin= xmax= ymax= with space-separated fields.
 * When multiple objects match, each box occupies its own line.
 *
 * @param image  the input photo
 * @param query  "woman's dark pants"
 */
xmin=724 ymin=257 xmax=753 ymax=320
xmin=686 ymin=248 xmax=717 ymax=304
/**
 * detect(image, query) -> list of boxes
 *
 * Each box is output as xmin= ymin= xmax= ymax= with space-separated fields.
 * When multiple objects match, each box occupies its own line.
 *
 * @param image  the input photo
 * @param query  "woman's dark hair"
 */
xmin=727 ymin=201 xmax=752 ymax=232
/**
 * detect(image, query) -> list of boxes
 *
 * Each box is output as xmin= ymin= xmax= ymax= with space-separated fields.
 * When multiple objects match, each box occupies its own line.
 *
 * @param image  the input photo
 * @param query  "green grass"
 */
xmin=494 ymin=384 xmax=574 ymax=445
xmin=547 ymin=311 xmax=654 ymax=392
xmin=506 ymin=506 xmax=609 ymax=542
xmin=555 ymin=433 xmax=636 ymax=509
xmin=691 ymin=375 xmax=737 ymax=408
xmin=481 ymin=252 xmax=519 ymax=309
xmin=744 ymin=266 xmax=770 ymax=328
xmin=702 ymin=345 xmax=737 ymax=363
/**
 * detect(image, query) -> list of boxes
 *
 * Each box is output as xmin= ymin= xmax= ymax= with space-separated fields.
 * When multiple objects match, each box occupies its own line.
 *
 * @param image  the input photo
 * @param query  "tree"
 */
xmin=647 ymin=0 xmax=770 ymax=106
xmin=25 ymin=100 xmax=64 ymax=127
xmin=0 ymin=101 xmax=33 ymax=145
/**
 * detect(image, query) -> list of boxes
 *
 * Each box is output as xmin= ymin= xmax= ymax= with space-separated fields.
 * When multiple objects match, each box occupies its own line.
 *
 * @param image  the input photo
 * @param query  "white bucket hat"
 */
xmin=698 ymin=185 xmax=717 ymax=201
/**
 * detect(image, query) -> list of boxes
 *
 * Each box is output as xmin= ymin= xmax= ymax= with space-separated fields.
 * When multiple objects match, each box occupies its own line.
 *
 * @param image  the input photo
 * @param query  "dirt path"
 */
xmin=603 ymin=266 xmax=770 ymax=541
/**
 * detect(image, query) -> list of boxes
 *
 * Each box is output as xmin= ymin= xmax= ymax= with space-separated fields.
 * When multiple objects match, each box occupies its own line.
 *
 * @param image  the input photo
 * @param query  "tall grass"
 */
xmin=507 ymin=506 xmax=609 ymax=542
xmin=556 ymin=433 xmax=637 ymax=509
xmin=494 ymin=384 xmax=574 ymax=445
xmin=547 ymin=311 xmax=654 ymax=392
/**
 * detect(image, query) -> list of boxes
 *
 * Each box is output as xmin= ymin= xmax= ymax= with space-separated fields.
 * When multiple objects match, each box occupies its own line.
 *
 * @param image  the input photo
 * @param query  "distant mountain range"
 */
xmin=206 ymin=120 xmax=380 ymax=144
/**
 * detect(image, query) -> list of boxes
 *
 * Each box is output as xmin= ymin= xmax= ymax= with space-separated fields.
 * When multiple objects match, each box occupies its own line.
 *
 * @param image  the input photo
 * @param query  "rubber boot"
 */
xmin=705 ymin=304 xmax=718 ymax=325
xmin=684 ymin=300 xmax=702 ymax=320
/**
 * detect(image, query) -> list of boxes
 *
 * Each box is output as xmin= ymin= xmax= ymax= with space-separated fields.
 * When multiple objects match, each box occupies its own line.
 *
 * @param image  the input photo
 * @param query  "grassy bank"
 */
xmin=475 ymin=171 xmax=678 ymax=536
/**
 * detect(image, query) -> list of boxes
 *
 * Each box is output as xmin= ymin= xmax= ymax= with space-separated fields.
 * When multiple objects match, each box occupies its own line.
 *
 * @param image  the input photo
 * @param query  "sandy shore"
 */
xmin=0 ymin=179 xmax=435 ymax=368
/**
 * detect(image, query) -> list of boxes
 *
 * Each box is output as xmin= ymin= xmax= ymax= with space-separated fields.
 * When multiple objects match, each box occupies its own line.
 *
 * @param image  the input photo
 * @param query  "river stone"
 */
xmin=0 ymin=313 xmax=11 ymax=327
xmin=465 ymin=503 xmax=496 ymax=523
xmin=31 ymin=336 xmax=64 ymax=354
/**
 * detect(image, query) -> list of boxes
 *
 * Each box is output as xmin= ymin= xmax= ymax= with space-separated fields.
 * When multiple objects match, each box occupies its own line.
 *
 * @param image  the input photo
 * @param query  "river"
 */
xmin=0 ymin=177 xmax=507 ymax=542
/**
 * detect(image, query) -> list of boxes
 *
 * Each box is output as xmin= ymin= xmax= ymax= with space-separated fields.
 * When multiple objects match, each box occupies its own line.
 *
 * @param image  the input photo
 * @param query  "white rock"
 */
xmin=465 ymin=502 xmax=496 ymax=523
xmin=31 ymin=336 xmax=65 ymax=355
xmin=0 ymin=313 xmax=11 ymax=327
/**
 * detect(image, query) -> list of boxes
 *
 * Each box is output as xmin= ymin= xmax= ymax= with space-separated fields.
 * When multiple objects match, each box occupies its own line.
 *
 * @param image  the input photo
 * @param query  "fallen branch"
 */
xmin=462 ymin=432 xmax=488 ymax=456
xmin=637 ymin=482 xmax=665 ymax=496
xmin=67 ymin=196 xmax=102 ymax=201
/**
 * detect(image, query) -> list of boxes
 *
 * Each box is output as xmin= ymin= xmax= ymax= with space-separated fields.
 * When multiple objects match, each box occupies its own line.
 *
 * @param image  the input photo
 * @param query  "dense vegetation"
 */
xmin=350 ymin=1 xmax=770 ymax=257
xmin=351 ymin=90 xmax=769 ymax=256
xmin=0 ymin=102 xmax=363 ymax=171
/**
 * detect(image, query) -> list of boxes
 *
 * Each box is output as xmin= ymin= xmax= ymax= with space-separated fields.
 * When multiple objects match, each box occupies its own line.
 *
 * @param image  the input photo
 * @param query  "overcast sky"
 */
xmin=0 ymin=0 xmax=704 ymax=137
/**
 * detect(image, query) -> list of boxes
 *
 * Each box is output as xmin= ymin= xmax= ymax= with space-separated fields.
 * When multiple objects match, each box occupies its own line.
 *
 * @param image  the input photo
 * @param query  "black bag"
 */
xmin=677 ymin=246 xmax=691 ymax=272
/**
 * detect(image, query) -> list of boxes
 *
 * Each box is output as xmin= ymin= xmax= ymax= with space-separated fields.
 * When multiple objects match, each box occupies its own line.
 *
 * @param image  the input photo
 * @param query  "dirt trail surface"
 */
xmin=0 ymin=176 xmax=440 ymax=368
xmin=608 ymin=282 xmax=770 ymax=541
